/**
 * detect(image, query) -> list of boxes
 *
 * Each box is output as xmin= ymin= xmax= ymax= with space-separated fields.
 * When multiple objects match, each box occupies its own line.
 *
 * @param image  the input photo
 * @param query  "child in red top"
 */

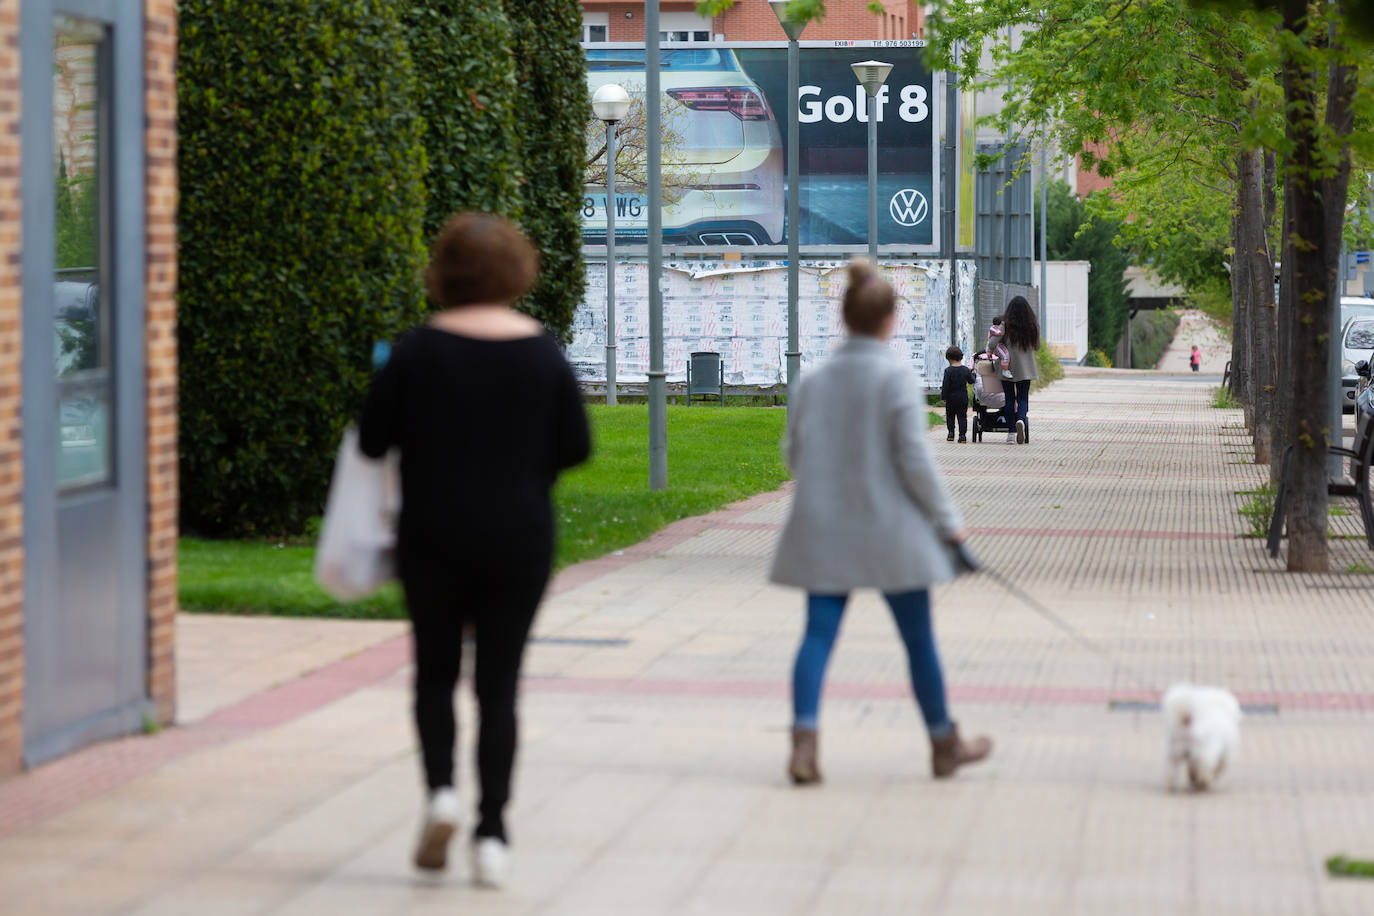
xmin=1190 ymin=345 xmax=1201 ymax=372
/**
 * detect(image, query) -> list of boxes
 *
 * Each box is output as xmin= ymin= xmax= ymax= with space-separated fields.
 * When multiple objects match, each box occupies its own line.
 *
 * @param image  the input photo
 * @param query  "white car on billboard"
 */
xmin=584 ymin=47 xmax=784 ymax=246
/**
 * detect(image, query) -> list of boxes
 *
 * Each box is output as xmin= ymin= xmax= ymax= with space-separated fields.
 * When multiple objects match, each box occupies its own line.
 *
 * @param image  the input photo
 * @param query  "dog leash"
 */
xmin=949 ymin=541 xmax=1161 ymax=696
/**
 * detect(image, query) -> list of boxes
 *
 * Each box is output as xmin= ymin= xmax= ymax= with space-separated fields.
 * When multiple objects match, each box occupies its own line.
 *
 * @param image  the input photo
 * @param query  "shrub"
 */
xmin=1238 ymin=486 xmax=1275 ymax=538
xmin=1033 ymin=342 xmax=1064 ymax=391
xmin=1084 ymin=348 xmax=1112 ymax=367
xmin=178 ymin=0 xmax=429 ymax=536
xmin=1211 ymin=386 xmax=1239 ymax=409
xmin=1129 ymin=309 xmax=1182 ymax=369
xmin=401 ymin=0 xmax=523 ymax=241
xmin=507 ymin=0 xmax=591 ymax=342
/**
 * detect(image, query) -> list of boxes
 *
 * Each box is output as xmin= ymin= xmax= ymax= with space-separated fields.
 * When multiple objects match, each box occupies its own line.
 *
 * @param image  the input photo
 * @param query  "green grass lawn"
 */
xmin=180 ymin=404 xmax=788 ymax=618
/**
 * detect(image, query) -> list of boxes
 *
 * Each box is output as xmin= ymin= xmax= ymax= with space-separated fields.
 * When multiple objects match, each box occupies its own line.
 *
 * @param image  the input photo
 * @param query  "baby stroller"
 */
xmin=970 ymin=351 xmax=1009 ymax=443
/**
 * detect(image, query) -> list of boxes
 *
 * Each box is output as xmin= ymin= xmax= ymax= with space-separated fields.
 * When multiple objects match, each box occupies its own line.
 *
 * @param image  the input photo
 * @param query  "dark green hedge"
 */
xmin=178 ymin=0 xmax=428 ymax=536
xmin=506 ymin=0 xmax=590 ymax=342
xmin=401 ymin=0 xmax=523 ymax=241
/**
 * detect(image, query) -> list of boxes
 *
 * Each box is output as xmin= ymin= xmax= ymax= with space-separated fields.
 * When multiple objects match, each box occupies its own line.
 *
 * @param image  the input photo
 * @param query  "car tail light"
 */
xmin=667 ymin=87 xmax=773 ymax=121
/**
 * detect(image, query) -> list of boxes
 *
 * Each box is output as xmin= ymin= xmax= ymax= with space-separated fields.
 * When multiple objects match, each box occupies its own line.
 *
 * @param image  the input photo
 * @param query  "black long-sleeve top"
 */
xmin=940 ymin=364 xmax=977 ymax=404
xmin=359 ymin=326 xmax=591 ymax=580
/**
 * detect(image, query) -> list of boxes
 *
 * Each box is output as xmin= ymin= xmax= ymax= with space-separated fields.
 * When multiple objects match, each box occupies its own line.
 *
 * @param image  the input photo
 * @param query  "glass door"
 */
xmin=22 ymin=0 xmax=148 ymax=766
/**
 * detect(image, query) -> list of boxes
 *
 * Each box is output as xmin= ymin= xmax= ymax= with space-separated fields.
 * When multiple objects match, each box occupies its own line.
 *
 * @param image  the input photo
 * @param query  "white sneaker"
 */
xmin=1015 ymin=420 xmax=1025 ymax=444
xmin=471 ymin=836 xmax=509 ymax=889
xmin=1005 ymin=430 xmax=1015 ymax=443
xmin=413 ymin=787 xmax=460 ymax=871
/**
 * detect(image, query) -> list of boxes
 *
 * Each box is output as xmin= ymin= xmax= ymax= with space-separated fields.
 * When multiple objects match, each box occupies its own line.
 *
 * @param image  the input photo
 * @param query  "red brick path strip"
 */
xmin=0 ymin=725 xmax=246 ymax=838
xmin=0 ymin=486 xmax=793 ymax=839
xmin=967 ymin=526 xmax=1237 ymax=541
xmin=520 ymin=676 xmax=1374 ymax=712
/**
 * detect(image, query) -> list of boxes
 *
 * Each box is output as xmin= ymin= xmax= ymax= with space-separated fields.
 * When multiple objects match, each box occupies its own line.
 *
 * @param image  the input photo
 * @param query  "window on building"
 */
xmin=582 ymin=12 xmax=608 ymax=43
xmin=53 ymin=16 xmax=111 ymax=490
xmin=660 ymin=11 xmax=712 ymax=42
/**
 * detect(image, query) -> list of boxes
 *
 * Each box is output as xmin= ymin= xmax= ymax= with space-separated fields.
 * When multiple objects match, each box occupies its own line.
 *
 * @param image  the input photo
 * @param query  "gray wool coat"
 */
xmin=769 ymin=336 xmax=964 ymax=594
xmin=1006 ymin=343 xmax=1039 ymax=382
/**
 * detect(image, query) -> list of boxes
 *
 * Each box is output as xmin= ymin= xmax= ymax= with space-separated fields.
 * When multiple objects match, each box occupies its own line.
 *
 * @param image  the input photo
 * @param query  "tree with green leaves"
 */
xmin=926 ymin=0 xmax=1287 ymax=467
xmin=924 ymin=0 xmax=1374 ymax=570
xmin=507 ymin=0 xmax=594 ymax=343
xmin=401 ymin=0 xmax=524 ymax=242
xmin=178 ymin=0 xmax=429 ymax=536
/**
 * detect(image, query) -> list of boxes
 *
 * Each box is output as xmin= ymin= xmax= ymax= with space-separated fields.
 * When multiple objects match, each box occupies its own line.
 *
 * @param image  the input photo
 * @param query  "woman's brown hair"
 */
xmin=841 ymin=259 xmax=895 ymax=335
xmin=425 ymin=212 xmax=539 ymax=308
xmin=1003 ymin=295 xmax=1041 ymax=351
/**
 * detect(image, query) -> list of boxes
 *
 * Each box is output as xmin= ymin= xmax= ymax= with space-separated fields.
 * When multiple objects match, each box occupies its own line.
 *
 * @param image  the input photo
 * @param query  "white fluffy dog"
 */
xmin=1163 ymin=683 xmax=1241 ymax=791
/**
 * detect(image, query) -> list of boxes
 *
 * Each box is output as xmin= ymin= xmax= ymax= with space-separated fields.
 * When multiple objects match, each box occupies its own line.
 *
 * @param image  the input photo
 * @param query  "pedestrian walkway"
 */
xmin=3 ymin=372 xmax=1374 ymax=915
xmin=1156 ymin=308 xmax=1229 ymax=373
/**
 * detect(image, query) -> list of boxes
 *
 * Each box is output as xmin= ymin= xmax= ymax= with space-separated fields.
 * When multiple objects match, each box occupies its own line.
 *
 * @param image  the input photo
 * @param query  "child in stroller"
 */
xmin=970 ymin=350 xmax=1010 ymax=442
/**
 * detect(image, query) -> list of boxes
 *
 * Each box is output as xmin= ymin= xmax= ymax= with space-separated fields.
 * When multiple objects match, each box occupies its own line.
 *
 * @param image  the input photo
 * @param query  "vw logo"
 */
xmin=889 ymin=189 xmax=929 ymax=227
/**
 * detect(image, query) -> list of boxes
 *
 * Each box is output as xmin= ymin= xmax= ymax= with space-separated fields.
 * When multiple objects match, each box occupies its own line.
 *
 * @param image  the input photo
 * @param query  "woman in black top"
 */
xmin=360 ymin=212 xmax=590 ymax=885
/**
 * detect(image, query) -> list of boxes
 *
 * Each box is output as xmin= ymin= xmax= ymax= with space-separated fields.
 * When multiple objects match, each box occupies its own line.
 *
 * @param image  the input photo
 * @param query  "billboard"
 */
xmin=583 ymin=42 xmax=939 ymax=251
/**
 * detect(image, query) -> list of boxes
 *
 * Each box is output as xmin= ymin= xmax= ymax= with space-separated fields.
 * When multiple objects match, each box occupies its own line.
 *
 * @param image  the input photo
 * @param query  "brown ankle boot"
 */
xmin=930 ymin=723 xmax=992 ymax=778
xmin=788 ymin=728 xmax=822 ymax=785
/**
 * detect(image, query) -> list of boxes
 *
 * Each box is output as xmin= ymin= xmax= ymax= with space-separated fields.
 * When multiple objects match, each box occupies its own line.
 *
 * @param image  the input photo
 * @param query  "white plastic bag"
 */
xmin=313 ymin=426 xmax=400 ymax=601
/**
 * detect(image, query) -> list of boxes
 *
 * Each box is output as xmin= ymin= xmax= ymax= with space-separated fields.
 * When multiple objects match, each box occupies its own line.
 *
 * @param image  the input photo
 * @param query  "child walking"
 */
xmin=1190 ymin=345 xmax=1201 ymax=372
xmin=940 ymin=346 xmax=977 ymax=443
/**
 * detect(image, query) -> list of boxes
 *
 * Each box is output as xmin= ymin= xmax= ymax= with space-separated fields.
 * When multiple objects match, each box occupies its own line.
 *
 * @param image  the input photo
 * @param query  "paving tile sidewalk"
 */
xmin=4 ymin=371 xmax=1374 ymax=915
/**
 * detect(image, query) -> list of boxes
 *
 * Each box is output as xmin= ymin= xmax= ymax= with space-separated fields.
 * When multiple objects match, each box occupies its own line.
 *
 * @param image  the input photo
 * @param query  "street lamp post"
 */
xmin=1039 ymin=144 xmax=1048 ymax=334
xmin=770 ymin=0 xmax=806 ymax=403
xmin=852 ymin=61 xmax=893 ymax=261
xmin=593 ymin=83 xmax=630 ymax=406
xmin=646 ymin=1 xmax=666 ymax=490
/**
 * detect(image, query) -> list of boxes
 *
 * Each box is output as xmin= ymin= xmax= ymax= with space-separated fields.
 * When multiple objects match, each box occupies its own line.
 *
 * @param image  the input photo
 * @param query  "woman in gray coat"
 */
xmin=999 ymin=295 xmax=1040 ymax=444
xmin=770 ymin=259 xmax=992 ymax=784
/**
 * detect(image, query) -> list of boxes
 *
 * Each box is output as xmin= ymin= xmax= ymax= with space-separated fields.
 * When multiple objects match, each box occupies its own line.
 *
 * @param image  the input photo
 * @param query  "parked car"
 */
xmin=1341 ymin=295 xmax=1374 ymax=333
xmin=584 ymin=47 xmax=784 ymax=246
xmin=1341 ymin=315 xmax=1374 ymax=412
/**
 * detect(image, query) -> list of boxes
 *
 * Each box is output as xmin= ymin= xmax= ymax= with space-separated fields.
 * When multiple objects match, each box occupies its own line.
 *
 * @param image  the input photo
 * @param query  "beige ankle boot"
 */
xmin=930 ymin=723 xmax=993 ymax=778
xmin=788 ymin=728 xmax=822 ymax=785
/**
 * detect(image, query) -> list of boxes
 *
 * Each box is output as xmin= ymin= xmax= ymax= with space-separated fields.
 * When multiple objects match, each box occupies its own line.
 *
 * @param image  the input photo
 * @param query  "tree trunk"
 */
xmin=1273 ymin=181 xmax=1294 ymax=490
xmin=1278 ymin=0 xmax=1352 ymax=572
xmin=1229 ymin=174 xmax=1253 ymax=428
xmin=1242 ymin=148 xmax=1276 ymax=465
xmin=1321 ymin=38 xmax=1358 ymax=457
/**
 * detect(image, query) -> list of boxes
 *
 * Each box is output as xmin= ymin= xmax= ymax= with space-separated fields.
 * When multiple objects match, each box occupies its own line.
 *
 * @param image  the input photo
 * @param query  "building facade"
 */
xmin=580 ymin=0 xmax=925 ymax=44
xmin=0 ymin=0 xmax=177 ymax=773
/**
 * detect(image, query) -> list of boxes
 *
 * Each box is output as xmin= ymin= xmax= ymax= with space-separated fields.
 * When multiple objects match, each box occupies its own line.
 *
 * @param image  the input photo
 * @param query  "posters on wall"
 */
xmin=568 ymin=258 xmax=977 ymax=390
xmin=583 ymin=43 xmax=939 ymax=250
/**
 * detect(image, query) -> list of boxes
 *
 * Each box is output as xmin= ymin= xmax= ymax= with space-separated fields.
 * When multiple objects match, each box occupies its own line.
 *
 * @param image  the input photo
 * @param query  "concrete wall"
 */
xmin=1033 ymin=259 xmax=1090 ymax=361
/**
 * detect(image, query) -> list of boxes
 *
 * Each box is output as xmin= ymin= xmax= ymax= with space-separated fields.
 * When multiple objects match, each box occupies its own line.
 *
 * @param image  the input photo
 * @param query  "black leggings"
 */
xmin=402 ymin=567 xmax=547 ymax=842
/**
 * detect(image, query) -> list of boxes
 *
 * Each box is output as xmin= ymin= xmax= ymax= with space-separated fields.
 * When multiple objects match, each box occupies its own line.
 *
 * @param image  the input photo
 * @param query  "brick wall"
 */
xmin=144 ymin=0 xmax=178 ymax=726
xmin=0 ymin=0 xmax=21 ymax=776
xmin=715 ymin=0 xmax=919 ymax=41
xmin=591 ymin=0 xmax=921 ymax=42
xmin=1076 ymin=143 xmax=1113 ymax=196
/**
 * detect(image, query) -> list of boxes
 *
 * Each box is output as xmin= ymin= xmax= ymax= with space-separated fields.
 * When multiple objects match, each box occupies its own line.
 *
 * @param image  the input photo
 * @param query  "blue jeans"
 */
xmin=792 ymin=591 xmax=952 ymax=737
xmin=1001 ymin=379 xmax=1031 ymax=427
